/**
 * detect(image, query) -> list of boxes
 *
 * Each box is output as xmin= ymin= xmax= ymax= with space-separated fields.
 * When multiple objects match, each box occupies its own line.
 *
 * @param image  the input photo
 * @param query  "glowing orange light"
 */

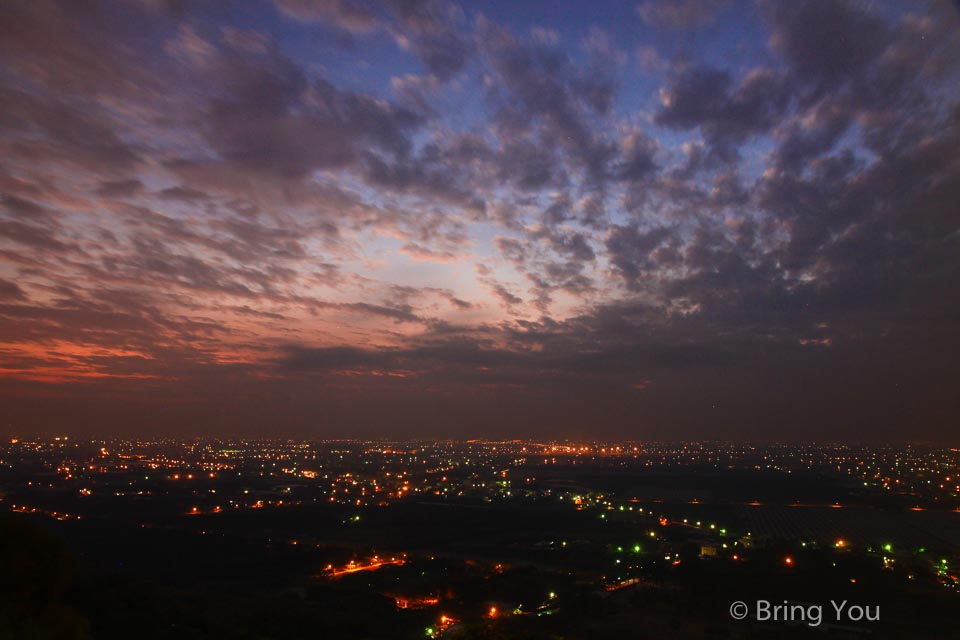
xmin=488 ymin=606 xmax=497 ymax=618
xmin=784 ymin=556 xmax=793 ymax=566
xmin=393 ymin=595 xmax=439 ymax=609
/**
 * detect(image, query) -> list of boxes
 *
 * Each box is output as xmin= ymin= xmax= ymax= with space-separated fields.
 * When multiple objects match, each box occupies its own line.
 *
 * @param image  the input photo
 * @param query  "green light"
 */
xmin=425 ymin=628 xmax=434 ymax=636
xmin=918 ymin=547 xmax=925 ymax=553
xmin=633 ymin=544 xmax=641 ymax=553
xmin=616 ymin=546 xmax=623 ymax=552
xmin=883 ymin=544 xmax=892 ymax=552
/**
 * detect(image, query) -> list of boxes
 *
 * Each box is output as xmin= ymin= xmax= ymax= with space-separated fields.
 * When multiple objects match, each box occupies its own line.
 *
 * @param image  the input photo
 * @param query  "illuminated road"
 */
xmin=322 ymin=557 xmax=406 ymax=577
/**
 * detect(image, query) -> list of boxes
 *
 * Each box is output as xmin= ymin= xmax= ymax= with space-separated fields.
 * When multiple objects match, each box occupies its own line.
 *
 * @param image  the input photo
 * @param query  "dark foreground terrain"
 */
xmin=1 ymin=439 xmax=958 ymax=639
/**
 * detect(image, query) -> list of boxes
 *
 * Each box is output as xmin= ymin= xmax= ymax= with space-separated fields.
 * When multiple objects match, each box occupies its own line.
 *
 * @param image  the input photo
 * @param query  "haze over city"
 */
xmin=2 ymin=0 xmax=959 ymax=441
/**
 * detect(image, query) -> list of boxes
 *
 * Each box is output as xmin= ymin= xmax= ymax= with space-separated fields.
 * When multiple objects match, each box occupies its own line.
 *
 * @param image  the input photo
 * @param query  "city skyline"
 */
xmin=2 ymin=435 xmax=958 ymax=638
xmin=2 ymin=0 xmax=960 ymax=441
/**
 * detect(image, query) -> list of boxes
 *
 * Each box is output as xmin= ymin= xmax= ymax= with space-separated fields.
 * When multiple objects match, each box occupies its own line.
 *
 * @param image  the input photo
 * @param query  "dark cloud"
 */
xmin=0 ymin=279 xmax=27 ymax=301
xmin=323 ymin=301 xmax=421 ymax=323
xmin=0 ymin=0 xmax=164 ymax=93
xmin=2 ymin=194 xmax=48 ymax=219
xmin=96 ymin=179 xmax=145 ymax=198
xmin=276 ymin=0 xmax=473 ymax=80
xmin=766 ymin=0 xmax=891 ymax=95
xmin=1 ymin=87 xmax=142 ymax=173
xmin=636 ymin=0 xmax=730 ymax=29
xmin=385 ymin=0 xmax=473 ymax=80
xmin=496 ymin=140 xmax=560 ymax=191
xmin=496 ymin=237 xmax=527 ymax=264
xmin=362 ymin=149 xmax=484 ymax=211
xmin=487 ymin=281 xmax=523 ymax=307
xmin=480 ymin=19 xmax=619 ymax=186
xmin=282 ymin=344 xmax=392 ymax=371
xmin=201 ymin=50 xmax=423 ymax=179
xmin=156 ymin=186 xmax=210 ymax=202
xmin=656 ymin=66 xmax=791 ymax=160
xmin=540 ymin=228 xmax=595 ymax=263
xmin=606 ymin=225 xmax=676 ymax=289
xmin=770 ymin=101 xmax=851 ymax=174
xmin=0 ymin=219 xmax=73 ymax=252
xmin=616 ymin=132 xmax=659 ymax=183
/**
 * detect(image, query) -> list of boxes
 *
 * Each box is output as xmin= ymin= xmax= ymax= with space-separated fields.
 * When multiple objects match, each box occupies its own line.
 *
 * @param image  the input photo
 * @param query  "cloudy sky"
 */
xmin=1 ymin=0 xmax=959 ymax=441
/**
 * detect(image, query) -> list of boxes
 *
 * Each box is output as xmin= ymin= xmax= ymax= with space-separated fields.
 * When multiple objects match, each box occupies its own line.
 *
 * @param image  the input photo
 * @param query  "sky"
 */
xmin=1 ymin=0 xmax=959 ymax=442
